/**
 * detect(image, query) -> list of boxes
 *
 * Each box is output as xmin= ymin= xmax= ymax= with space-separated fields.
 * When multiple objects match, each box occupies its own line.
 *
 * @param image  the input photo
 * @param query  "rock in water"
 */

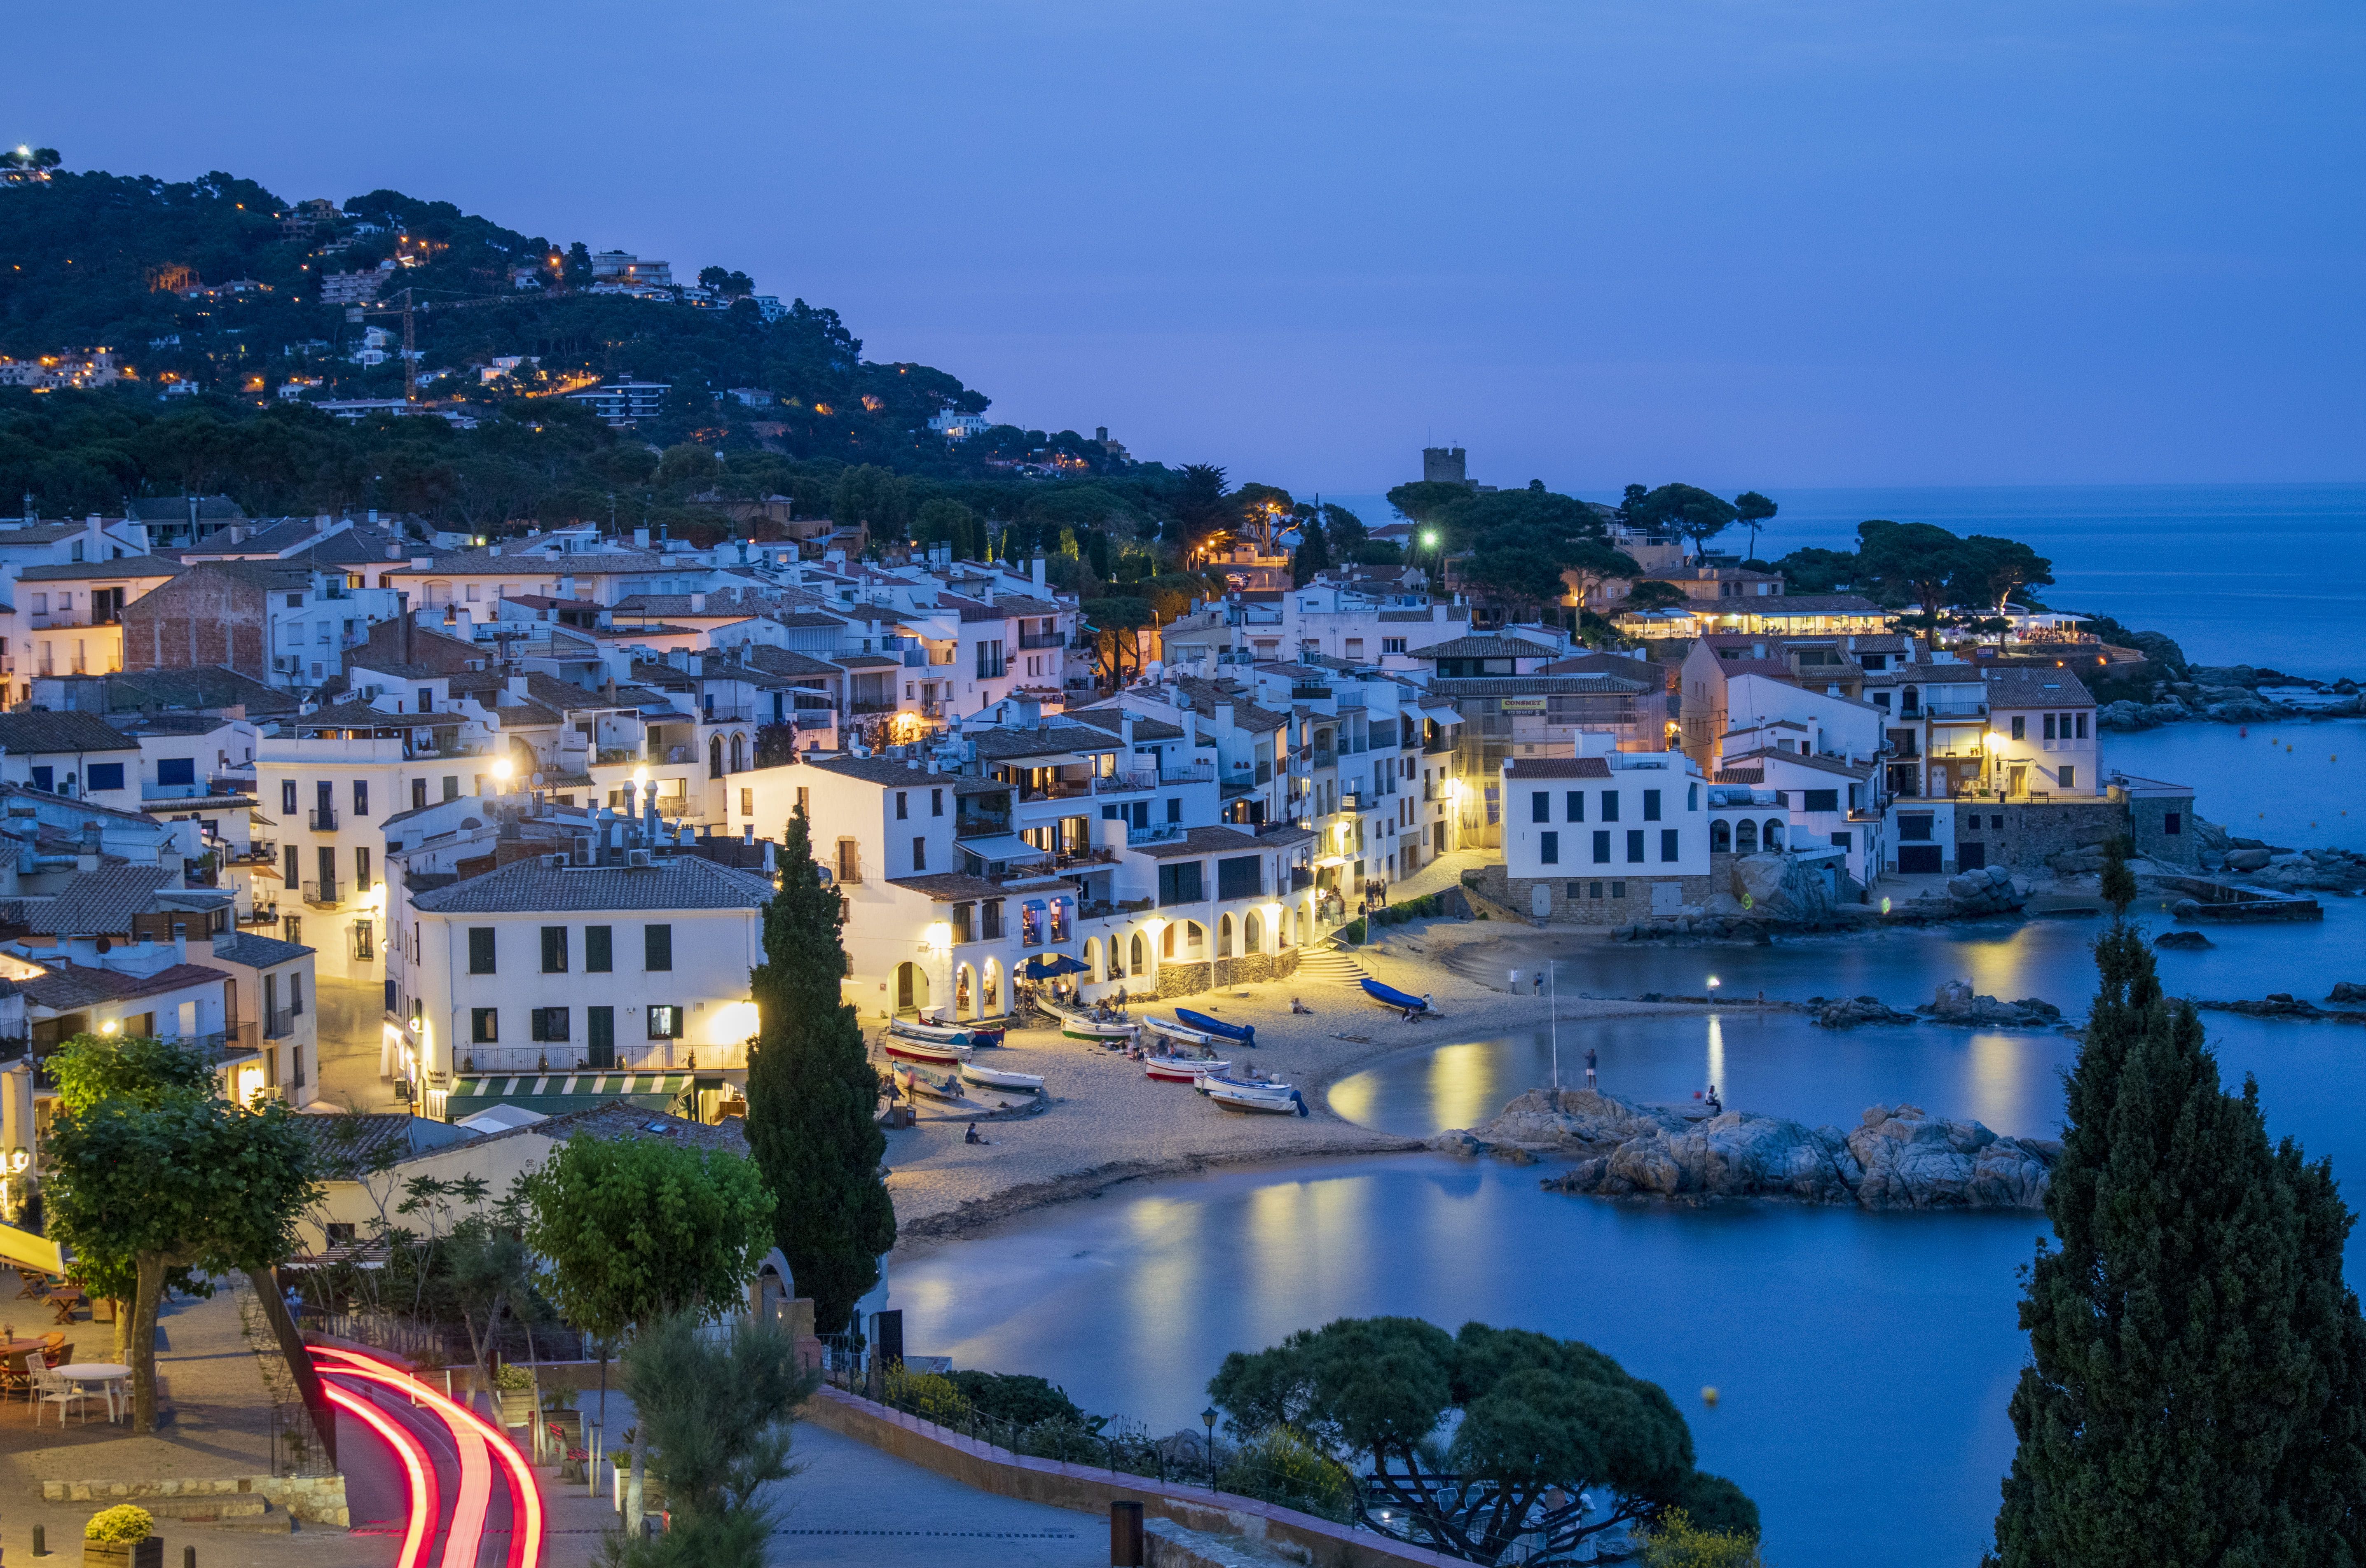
xmin=1920 ymin=979 xmax=2063 ymax=1028
xmin=2154 ymin=930 xmax=2213 ymax=950
xmin=2332 ymin=982 xmax=2366 ymax=1003
xmin=1814 ymin=995 xmax=1921 ymax=1028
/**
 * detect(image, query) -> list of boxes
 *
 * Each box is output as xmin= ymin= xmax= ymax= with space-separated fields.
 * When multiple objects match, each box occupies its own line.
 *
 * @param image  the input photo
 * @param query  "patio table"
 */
xmin=51 ymin=1362 xmax=131 ymax=1423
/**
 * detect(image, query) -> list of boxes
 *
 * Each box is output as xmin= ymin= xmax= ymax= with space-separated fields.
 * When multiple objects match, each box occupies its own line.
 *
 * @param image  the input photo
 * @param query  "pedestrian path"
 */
xmin=759 ymin=1418 xmax=1102 ymax=1566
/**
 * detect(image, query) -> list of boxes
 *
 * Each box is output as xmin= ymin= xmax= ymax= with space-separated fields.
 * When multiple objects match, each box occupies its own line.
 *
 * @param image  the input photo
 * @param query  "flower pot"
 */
xmin=498 ymin=1388 xmax=536 ymax=1427
xmin=83 ymin=1540 xmax=163 ymax=1568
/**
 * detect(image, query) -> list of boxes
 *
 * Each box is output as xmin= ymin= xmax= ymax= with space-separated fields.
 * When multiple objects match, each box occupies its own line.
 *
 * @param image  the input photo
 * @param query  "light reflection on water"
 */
xmin=893 ymin=893 xmax=2366 ymax=1568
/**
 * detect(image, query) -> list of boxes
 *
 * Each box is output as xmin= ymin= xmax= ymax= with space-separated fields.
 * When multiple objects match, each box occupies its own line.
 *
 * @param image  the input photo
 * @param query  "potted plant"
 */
xmin=83 ymin=1505 xmax=161 ymax=1568
xmin=494 ymin=1361 xmax=536 ymax=1428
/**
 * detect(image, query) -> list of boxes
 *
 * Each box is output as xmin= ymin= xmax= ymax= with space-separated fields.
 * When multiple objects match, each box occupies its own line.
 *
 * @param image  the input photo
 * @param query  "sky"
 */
xmin=17 ymin=2 xmax=2366 ymax=494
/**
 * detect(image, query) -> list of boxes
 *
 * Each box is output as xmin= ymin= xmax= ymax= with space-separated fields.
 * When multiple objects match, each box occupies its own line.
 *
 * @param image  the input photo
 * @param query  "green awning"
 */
xmin=447 ymin=1072 xmax=693 ymax=1119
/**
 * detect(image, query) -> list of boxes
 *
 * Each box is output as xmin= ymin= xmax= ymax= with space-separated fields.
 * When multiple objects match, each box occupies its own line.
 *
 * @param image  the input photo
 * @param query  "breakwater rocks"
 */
xmin=2195 ymin=992 xmax=2366 ymax=1024
xmin=1813 ymin=980 xmax=2064 ymax=1030
xmin=1428 ymin=1089 xmax=2057 ymax=1210
xmin=2097 ymin=666 xmax=2365 ymax=729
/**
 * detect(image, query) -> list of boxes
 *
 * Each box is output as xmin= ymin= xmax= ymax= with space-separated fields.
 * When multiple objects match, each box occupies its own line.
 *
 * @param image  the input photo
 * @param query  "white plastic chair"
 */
xmin=30 ymin=1366 xmax=91 ymax=1426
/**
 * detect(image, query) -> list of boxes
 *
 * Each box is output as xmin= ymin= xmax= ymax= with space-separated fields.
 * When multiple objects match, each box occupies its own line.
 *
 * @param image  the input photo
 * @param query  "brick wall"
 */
xmin=120 ymin=569 xmax=269 ymax=679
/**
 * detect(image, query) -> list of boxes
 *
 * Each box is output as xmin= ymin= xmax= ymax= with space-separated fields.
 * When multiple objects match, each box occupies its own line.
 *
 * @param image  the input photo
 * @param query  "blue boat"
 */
xmin=1360 ymin=978 xmax=1433 ymax=1014
xmin=1174 ymin=1008 xmax=1253 ymax=1047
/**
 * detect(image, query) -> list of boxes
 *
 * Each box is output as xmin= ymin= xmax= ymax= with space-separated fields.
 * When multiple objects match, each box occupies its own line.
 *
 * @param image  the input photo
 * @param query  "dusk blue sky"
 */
xmin=22 ymin=2 xmax=2365 ymax=493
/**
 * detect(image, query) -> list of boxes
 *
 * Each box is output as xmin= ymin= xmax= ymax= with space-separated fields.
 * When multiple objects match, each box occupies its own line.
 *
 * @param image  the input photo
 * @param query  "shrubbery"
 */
xmin=85 ymin=1505 xmax=153 ymax=1544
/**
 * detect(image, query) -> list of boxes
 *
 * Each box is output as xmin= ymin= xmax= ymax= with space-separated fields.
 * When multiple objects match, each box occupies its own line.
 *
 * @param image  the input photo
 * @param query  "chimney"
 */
xmin=690 ymin=591 xmax=706 ymax=614
xmin=368 ymin=508 xmax=379 ymax=524
xmin=1214 ymin=702 xmax=1234 ymax=734
xmin=316 ymin=512 xmax=332 ymax=531
xmin=634 ymin=526 xmax=652 ymax=549
xmin=1030 ymin=556 xmax=1045 ymax=592
xmin=173 ymin=931 xmax=187 ymax=965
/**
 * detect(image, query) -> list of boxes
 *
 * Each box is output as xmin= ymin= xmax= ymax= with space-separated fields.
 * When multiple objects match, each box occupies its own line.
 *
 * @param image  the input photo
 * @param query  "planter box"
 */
xmin=497 ymin=1389 xmax=536 ymax=1427
xmin=84 ymin=1540 xmax=163 ymax=1568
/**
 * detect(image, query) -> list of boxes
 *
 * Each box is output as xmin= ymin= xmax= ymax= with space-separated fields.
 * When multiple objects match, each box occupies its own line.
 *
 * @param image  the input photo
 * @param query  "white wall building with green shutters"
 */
xmin=384 ymin=851 xmax=773 ymax=1124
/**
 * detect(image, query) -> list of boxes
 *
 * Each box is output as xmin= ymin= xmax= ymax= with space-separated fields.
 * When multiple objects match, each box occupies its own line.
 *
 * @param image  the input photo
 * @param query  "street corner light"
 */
xmin=1706 ymin=975 xmax=1720 ymax=990
xmin=491 ymin=758 xmax=514 ymax=781
xmin=1422 ymin=531 xmax=1439 ymax=548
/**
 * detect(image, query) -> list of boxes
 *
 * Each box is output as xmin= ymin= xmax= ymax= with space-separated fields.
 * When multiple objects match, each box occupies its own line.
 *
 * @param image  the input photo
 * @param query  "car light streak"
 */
xmin=321 ymin=1379 xmax=439 ymax=1568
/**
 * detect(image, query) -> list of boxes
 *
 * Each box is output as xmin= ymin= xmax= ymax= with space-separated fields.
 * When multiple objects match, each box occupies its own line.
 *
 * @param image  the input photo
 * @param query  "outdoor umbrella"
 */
xmin=1021 ymin=954 xmax=1089 ymax=979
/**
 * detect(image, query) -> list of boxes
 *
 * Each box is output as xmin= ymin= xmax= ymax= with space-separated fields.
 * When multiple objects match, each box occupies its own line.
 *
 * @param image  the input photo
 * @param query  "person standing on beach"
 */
xmin=1585 ymin=1047 xmax=1598 ymax=1089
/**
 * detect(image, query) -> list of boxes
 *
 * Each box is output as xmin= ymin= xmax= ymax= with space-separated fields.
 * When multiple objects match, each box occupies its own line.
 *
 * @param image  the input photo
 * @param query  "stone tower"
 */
xmin=1421 ymin=446 xmax=1468 ymax=486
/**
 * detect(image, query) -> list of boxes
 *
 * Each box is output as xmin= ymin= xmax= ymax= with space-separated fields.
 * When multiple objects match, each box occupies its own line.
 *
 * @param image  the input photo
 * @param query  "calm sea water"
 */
xmin=1320 ymin=483 xmax=2366 ymax=678
xmin=884 ymin=726 xmax=2366 ymax=1564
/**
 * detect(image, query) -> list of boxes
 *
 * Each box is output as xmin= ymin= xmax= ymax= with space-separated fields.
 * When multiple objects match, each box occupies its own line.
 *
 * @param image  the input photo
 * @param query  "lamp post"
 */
xmin=1202 ymin=1406 xmax=1218 ymax=1491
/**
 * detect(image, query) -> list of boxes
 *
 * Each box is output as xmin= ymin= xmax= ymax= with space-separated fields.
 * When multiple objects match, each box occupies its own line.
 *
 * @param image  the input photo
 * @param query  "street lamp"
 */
xmin=1202 ymin=1406 xmax=1219 ymax=1491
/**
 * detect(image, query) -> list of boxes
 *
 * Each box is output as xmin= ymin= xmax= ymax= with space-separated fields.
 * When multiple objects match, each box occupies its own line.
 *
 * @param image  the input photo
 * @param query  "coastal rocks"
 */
xmin=1942 ymin=866 xmax=2028 ymax=916
xmin=2153 ymin=930 xmax=2214 ymax=949
xmin=2249 ymin=848 xmax=2366 ymax=894
xmin=1919 ymin=980 xmax=2063 ymax=1028
xmin=1425 ymin=1087 xmax=1688 ymax=1159
xmin=1492 ymin=1090 xmax=2055 ymax=1212
xmin=2332 ymin=982 xmax=2366 ymax=1002
xmin=2196 ymin=994 xmax=2366 ymax=1022
xmin=2225 ymin=848 xmax=2275 ymax=872
xmin=1729 ymin=852 xmax=1837 ymax=923
xmin=1812 ymin=995 xmax=1921 ymax=1028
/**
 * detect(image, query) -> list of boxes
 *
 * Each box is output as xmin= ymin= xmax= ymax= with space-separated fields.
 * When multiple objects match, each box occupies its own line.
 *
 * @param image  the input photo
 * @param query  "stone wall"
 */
xmin=799 ymin=1385 xmax=1463 ymax=1568
xmin=2124 ymin=790 xmax=2200 ymax=867
xmin=1465 ymin=863 xmax=1715 ymax=925
xmin=1154 ymin=948 xmax=1299 ymax=1000
xmin=1952 ymin=800 xmax=2127 ymax=874
xmin=40 ymin=1473 xmax=350 ymax=1527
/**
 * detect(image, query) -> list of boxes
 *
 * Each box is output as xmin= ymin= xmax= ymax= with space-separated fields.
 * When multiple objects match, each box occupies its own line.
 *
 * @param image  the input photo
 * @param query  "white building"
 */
xmin=1495 ymin=745 xmax=1712 ymax=923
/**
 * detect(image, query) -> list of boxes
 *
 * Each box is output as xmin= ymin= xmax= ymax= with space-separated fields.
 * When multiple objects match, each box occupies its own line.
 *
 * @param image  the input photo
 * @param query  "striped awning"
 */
xmin=447 ymin=1071 xmax=695 ymax=1113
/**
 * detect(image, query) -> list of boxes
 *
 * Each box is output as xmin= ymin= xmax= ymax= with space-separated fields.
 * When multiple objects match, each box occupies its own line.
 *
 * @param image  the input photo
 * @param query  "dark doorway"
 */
xmin=1898 ymin=845 xmax=1943 ymax=874
xmin=1957 ymin=841 xmax=1987 ymax=870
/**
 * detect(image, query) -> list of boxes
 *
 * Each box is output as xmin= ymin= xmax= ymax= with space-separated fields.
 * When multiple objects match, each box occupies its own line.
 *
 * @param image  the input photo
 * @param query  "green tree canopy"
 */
xmin=744 ymin=804 xmax=896 ymax=1334
xmin=1771 ymin=546 xmax=1860 ymax=595
xmin=1210 ymin=1316 xmax=1754 ymax=1563
xmin=1624 ymin=580 xmax=1690 ymax=614
xmin=48 ymin=1033 xmax=215 ymax=1114
xmin=1949 ymin=534 xmax=2054 ymax=612
xmin=1853 ymin=519 xmax=1966 ymax=615
xmin=1732 ymin=491 xmax=1777 ymax=562
xmin=1988 ymin=923 xmax=2366 ymax=1566
xmin=1291 ymin=512 xmax=1330 ymax=587
xmin=1624 ymin=484 xmax=1738 ymax=563
xmin=1385 ymin=480 xmax=1476 ymax=525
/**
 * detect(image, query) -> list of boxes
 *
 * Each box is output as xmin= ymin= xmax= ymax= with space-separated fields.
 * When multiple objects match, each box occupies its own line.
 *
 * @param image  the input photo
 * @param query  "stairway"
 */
xmin=1295 ymin=942 xmax=1371 ymax=987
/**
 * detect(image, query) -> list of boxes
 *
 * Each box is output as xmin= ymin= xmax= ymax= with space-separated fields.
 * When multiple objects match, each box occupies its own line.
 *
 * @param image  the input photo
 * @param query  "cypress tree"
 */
xmin=1292 ymin=516 xmax=1331 ymax=587
xmin=1988 ymin=921 xmax=2366 ymax=1566
xmin=745 ymin=803 xmax=896 ymax=1333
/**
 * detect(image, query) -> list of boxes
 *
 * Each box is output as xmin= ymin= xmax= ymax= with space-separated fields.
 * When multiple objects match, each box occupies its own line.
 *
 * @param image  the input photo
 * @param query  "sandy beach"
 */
xmin=878 ymin=859 xmax=1725 ymax=1243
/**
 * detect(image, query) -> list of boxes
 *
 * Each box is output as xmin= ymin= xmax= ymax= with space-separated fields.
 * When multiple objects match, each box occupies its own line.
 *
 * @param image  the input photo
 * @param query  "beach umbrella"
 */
xmin=1021 ymin=954 xmax=1089 ymax=979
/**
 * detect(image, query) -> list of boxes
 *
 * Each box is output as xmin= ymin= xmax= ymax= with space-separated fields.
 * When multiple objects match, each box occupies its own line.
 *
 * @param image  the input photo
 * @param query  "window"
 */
xmin=2010 ymin=716 xmax=2026 ymax=741
xmin=796 ymin=786 xmax=810 ymax=816
xmin=1626 ymin=830 xmax=1645 ymax=862
xmin=1592 ymin=830 xmax=1612 ymax=864
xmin=2059 ymin=766 xmax=2075 ymax=790
xmin=412 ymin=778 xmax=427 ymax=811
xmin=1165 ymin=798 xmax=1182 ymax=823
xmin=2075 ymin=713 xmax=2089 ymax=739
xmin=913 ymin=836 xmax=927 ymax=870
xmin=1566 ymin=882 xmax=1582 ymax=899
xmin=1383 ymin=638 xmax=1406 ymax=655
xmin=1660 ymin=829 xmax=1680 ymax=862
xmin=1589 ymin=881 xmax=1604 ymax=899
xmin=648 ymin=1005 xmax=685 ymax=1040
xmin=354 ymin=847 xmax=372 ymax=891
xmin=645 ymin=924 xmax=673 ymax=971
xmin=531 ymin=1007 xmax=570 ymax=1042
xmin=1610 ymin=881 xmax=1626 ymax=899
xmin=1803 ymin=789 xmax=1839 ymax=812
xmin=1540 ymin=831 xmax=1559 ymax=865
xmin=290 ymin=972 xmax=305 ymax=1016
xmin=1216 ymin=856 xmax=1262 ymax=900
xmin=471 ymin=1008 xmax=498 ymax=1043
xmin=1687 ymin=783 xmax=1697 ymax=811
xmin=1158 ymin=862 xmax=1205 ymax=906
xmin=1831 ymin=832 xmax=1853 ymax=849
xmin=976 ymin=639 xmax=1006 ymax=678
xmin=982 ymin=900 xmax=1004 ymax=939
xmin=2043 ymin=713 xmax=2057 ymax=741
xmin=1601 ymin=791 xmax=1619 ymax=822
xmin=468 ymin=928 xmax=497 ymax=974
xmin=931 ymin=788 xmax=943 ymax=817
xmin=157 ymin=758 xmax=194 ymax=787
xmin=952 ymin=902 xmax=973 ymax=943
xmin=385 ymin=978 xmax=398 ymax=1013
xmin=1643 ymin=790 xmax=1661 ymax=822
xmin=29 ymin=766 xmax=49 ymax=793
xmin=1898 ymin=814 xmax=1934 ymax=841
xmin=417 ymin=687 xmax=434 ymax=713
xmin=2164 ymin=812 xmax=2183 ymax=836
xmin=353 ymin=779 xmax=369 ymax=816
xmin=896 ymin=791 xmax=909 ymax=820
xmin=84 ymin=763 xmax=123 ymax=792
xmin=541 ymin=926 xmax=568 ymax=973
xmin=1566 ymin=791 xmax=1584 ymax=822
xmin=585 ymin=925 xmax=613 ymax=972
xmin=442 ymin=776 xmax=459 ymax=801
xmin=1531 ymin=791 xmax=1549 ymax=824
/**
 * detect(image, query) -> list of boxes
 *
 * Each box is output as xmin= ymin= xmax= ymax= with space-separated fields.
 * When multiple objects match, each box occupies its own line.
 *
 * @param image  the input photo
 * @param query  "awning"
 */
xmin=1421 ymin=705 xmax=1463 ymax=726
xmin=955 ymin=835 xmax=1053 ymax=863
xmin=1315 ymin=854 xmax=1351 ymax=868
xmin=445 ymin=1071 xmax=695 ymax=1119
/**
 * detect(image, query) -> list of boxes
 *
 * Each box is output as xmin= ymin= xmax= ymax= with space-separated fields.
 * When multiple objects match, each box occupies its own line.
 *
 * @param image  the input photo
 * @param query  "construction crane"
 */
xmin=347 ymin=283 xmax=535 ymax=404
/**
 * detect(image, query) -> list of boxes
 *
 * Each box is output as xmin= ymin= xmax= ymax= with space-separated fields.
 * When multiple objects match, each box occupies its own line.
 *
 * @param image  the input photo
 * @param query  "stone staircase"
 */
xmin=1295 ymin=943 xmax=1371 ymax=987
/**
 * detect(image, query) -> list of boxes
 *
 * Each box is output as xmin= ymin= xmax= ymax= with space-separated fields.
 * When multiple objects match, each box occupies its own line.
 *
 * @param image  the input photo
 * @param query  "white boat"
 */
xmin=1193 ymin=1066 xmax=1288 ymax=1096
xmin=1144 ymin=1055 xmax=1229 ymax=1083
xmin=1040 ymin=1000 xmax=1138 ymax=1042
xmin=1203 ymin=1076 xmax=1308 ymax=1116
xmin=960 ymin=1060 xmax=1044 ymax=1093
xmin=894 ymin=1063 xmax=965 ymax=1102
xmin=1143 ymin=1015 xmax=1221 ymax=1048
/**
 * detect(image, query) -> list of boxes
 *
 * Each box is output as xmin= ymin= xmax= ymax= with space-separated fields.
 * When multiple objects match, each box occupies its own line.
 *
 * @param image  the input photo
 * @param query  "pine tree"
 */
xmin=744 ymin=803 xmax=896 ymax=1334
xmin=1988 ymin=921 xmax=2366 ymax=1566
xmin=1292 ymin=516 xmax=1331 ymax=587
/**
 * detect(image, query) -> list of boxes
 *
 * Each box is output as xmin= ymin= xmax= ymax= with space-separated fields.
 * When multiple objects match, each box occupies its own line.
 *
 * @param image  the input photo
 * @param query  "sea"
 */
xmin=1315 ymin=483 xmax=2366 ymax=680
xmin=880 ymin=486 xmax=2366 ymax=1567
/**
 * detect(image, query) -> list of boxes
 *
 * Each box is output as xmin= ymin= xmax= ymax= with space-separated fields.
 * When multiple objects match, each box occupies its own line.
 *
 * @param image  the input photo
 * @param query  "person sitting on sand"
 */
xmin=1291 ymin=997 xmax=1313 ymax=1015
xmin=964 ymin=1123 xmax=990 ymax=1145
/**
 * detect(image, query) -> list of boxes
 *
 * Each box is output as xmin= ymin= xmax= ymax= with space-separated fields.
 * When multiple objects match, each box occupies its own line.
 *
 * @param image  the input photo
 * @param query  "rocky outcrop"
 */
xmin=1727 ymin=852 xmax=1837 ymax=923
xmin=1945 ymin=866 xmax=2029 ymax=915
xmin=2247 ymin=848 xmax=2366 ymax=894
xmin=1919 ymin=980 xmax=2063 ymax=1028
xmin=1811 ymin=995 xmax=1921 ymax=1028
xmin=2332 ymin=982 xmax=2366 ymax=1003
xmin=1440 ymin=1089 xmax=2057 ymax=1212
xmin=2153 ymin=929 xmax=2213 ymax=949
xmin=2196 ymin=994 xmax=2366 ymax=1023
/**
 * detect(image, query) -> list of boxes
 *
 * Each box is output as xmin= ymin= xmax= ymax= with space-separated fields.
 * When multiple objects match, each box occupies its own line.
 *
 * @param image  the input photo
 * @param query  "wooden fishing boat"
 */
xmin=882 ymin=1033 xmax=971 ymax=1065
xmin=1144 ymin=1054 xmax=1230 ymax=1082
xmin=1143 ymin=1014 xmax=1222 ymax=1049
xmin=1203 ymin=1076 xmax=1308 ymax=1116
xmin=1039 ymin=1000 xmax=1138 ymax=1042
xmin=1360 ymin=978 xmax=1432 ymax=1014
xmin=894 ymin=1062 xmax=965 ymax=1101
xmin=960 ymin=1060 xmax=1044 ymax=1093
xmin=1175 ymin=1007 xmax=1254 ymax=1047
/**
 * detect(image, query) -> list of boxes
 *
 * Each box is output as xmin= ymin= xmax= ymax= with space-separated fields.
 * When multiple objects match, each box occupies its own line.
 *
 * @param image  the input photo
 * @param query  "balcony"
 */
xmin=302 ymin=880 xmax=342 ymax=907
xmin=1309 ymin=750 xmax=1337 ymax=769
xmin=596 ymin=746 xmax=644 ymax=765
xmin=307 ymin=807 xmax=339 ymax=832
xmin=699 ymin=706 xmax=757 ymax=724
xmin=1018 ymin=630 xmax=1066 ymax=650
xmin=263 ymin=1007 xmax=297 ymax=1040
xmin=850 ymin=700 xmax=897 ymax=716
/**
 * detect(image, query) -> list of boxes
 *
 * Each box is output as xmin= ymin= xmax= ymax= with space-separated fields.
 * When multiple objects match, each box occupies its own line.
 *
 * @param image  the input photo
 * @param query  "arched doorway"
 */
xmin=1711 ymin=819 xmax=1732 ymax=852
xmin=1735 ymin=819 xmax=1759 ymax=853
xmin=1764 ymin=818 xmax=1785 ymax=849
xmin=1184 ymin=921 xmax=1205 ymax=955
xmin=983 ymin=959 xmax=1002 ymax=1015
xmin=1217 ymin=915 xmax=1234 ymax=958
xmin=1130 ymin=932 xmax=1147 ymax=974
xmin=709 ymin=735 xmax=725 ymax=779
xmin=1083 ymin=937 xmax=1101 ymax=982
xmin=729 ymin=734 xmax=744 ymax=772
xmin=954 ymin=963 xmax=977 ymax=1019
xmin=1243 ymin=910 xmax=1263 ymax=953
xmin=894 ymin=962 xmax=931 ymax=1014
